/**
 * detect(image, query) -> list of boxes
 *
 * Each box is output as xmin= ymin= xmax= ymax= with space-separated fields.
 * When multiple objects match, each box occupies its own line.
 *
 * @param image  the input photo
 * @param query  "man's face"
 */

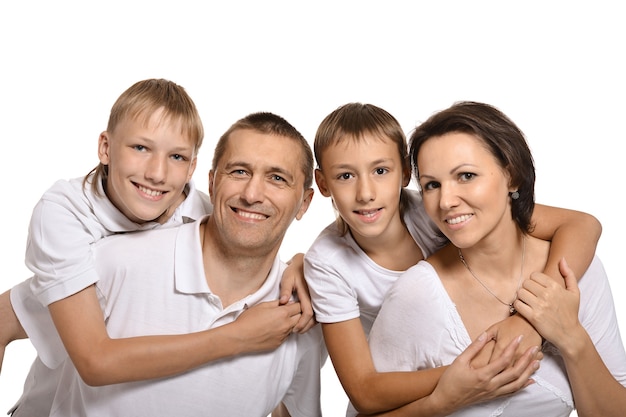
xmin=208 ymin=129 xmax=313 ymax=256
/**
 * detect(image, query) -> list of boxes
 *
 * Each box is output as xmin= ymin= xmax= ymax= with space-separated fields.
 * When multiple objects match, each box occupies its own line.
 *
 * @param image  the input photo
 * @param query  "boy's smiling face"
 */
xmin=99 ymin=107 xmax=197 ymax=224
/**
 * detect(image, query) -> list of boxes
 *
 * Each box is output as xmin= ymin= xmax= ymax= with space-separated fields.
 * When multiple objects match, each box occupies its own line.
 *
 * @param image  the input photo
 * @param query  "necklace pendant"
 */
xmin=509 ymin=304 xmax=516 ymax=315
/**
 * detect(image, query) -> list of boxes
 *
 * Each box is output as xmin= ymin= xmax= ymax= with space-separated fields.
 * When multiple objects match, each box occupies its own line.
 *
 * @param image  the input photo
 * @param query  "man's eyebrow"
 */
xmin=223 ymin=161 xmax=295 ymax=182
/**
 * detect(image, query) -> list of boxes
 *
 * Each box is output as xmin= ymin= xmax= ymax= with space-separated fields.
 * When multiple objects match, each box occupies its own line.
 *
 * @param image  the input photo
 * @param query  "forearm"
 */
xmin=68 ymin=322 xmax=248 ymax=386
xmin=531 ymin=204 xmax=601 ymax=282
xmin=560 ymin=328 xmax=626 ymax=417
xmin=324 ymin=320 xmax=445 ymax=414
xmin=357 ymin=389 xmax=454 ymax=417
xmin=353 ymin=367 xmax=446 ymax=414
xmin=0 ymin=290 xmax=27 ymax=355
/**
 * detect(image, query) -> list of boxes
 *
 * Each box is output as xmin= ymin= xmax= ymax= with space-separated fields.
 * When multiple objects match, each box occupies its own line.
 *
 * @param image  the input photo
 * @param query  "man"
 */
xmin=48 ymin=112 xmax=322 ymax=417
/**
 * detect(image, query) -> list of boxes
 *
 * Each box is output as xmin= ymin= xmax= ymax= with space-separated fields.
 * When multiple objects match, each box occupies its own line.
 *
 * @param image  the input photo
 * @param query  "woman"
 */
xmin=366 ymin=101 xmax=626 ymax=416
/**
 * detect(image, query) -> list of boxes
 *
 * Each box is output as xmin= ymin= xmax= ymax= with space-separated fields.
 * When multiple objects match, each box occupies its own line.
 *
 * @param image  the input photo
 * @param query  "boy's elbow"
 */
xmin=73 ymin=355 xmax=114 ymax=386
xmin=348 ymin=386 xmax=386 ymax=415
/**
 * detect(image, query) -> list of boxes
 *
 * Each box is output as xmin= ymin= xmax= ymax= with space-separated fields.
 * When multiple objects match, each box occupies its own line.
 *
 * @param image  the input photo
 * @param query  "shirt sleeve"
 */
xmin=26 ymin=197 xmax=101 ymax=307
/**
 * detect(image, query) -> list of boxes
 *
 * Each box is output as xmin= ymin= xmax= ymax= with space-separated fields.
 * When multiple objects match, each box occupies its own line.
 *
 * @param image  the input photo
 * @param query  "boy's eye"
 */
xmin=374 ymin=167 xmax=388 ymax=175
xmin=337 ymin=173 xmax=353 ymax=180
xmin=133 ymin=145 xmax=147 ymax=152
xmin=171 ymin=154 xmax=186 ymax=162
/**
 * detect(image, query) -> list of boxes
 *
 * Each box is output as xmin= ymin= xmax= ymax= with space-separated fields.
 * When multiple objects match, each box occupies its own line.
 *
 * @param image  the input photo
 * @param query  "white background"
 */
xmin=0 ymin=2 xmax=624 ymax=416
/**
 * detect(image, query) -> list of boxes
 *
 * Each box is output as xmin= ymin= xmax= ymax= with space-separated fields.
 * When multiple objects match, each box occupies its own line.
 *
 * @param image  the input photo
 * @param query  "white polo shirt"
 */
xmin=9 ymin=175 xmax=212 ymax=416
xmin=49 ymin=216 xmax=323 ymax=417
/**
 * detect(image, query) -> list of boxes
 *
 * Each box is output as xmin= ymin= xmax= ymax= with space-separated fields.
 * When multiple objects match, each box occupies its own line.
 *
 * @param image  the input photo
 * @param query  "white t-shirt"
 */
xmin=9 ymin=175 xmax=212 ymax=416
xmin=304 ymin=189 xmax=446 ymax=336
xmin=367 ymin=256 xmax=626 ymax=417
xmin=49 ymin=216 xmax=323 ymax=417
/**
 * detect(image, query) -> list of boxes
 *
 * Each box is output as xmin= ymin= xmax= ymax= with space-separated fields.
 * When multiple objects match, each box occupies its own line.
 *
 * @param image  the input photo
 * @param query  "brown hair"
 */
xmin=212 ymin=112 xmax=313 ymax=190
xmin=314 ymin=103 xmax=410 ymax=235
xmin=409 ymin=101 xmax=535 ymax=233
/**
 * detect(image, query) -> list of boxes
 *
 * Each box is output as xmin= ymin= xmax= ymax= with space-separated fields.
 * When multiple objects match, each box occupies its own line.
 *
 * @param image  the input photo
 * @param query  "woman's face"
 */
xmin=417 ymin=132 xmax=516 ymax=249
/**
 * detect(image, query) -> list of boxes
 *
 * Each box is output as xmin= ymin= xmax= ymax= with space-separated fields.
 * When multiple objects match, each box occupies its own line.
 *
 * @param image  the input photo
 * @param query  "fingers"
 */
xmin=278 ymin=276 xmax=295 ymax=305
xmin=460 ymin=332 xmax=496 ymax=366
xmin=292 ymin=287 xmax=315 ymax=334
xmin=491 ymin=345 xmax=540 ymax=394
xmin=559 ymin=258 xmax=579 ymax=294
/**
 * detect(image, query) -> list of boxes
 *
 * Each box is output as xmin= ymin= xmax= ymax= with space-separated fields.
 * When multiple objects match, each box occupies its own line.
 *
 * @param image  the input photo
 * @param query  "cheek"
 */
xmin=421 ymin=193 xmax=440 ymax=219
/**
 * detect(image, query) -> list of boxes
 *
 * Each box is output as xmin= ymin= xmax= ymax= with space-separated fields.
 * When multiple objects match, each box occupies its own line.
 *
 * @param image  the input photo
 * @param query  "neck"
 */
xmin=200 ymin=220 xmax=278 ymax=307
xmin=352 ymin=213 xmax=422 ymax=270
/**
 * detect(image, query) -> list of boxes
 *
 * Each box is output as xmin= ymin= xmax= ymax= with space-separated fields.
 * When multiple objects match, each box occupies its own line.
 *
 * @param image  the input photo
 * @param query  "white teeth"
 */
xmin=447 ymin=214 xmax=472 ymax=225
xmin=359 ymin=209 xmax=379 ymax=217
xmin=138 ymin=185 xmax=163 ymax=197
xmin=237 ymin=210 xmax=267 ymax=220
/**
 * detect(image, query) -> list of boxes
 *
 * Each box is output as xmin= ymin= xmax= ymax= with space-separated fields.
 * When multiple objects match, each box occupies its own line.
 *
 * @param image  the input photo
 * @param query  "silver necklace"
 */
xmin=457 ymin=238 xmax=525 ymax=315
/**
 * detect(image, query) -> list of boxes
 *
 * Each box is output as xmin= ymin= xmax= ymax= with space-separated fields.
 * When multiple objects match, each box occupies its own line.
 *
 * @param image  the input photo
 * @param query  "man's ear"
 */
xmin=314 ymin=169 xmax=332 ymax=197
xmin=295 ymin=188 xmax=315 ymax=221
xmin=98 ymin=132 xmax=111 ymax=165
xmin=208 ymin=170 xmax=215 ymax=202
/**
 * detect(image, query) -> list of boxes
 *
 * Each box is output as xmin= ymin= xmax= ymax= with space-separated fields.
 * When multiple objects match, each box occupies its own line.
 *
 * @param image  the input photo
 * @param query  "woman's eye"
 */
xmin=460 ymin=172 xmax=475 ymax=181
xmin=423 ymin=181 xmax=440 ymax=191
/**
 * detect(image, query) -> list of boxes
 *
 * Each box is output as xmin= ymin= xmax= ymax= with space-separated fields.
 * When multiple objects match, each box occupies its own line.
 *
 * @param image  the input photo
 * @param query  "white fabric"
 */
xmin=9 ymin=175 xmax=212 ymax=416
xmin=48 ymin=216 xmax=323 ymax=417
xmin=366 ymin=255 xmax=626 ymax=417
xmin=304 ymin=189 xmax=446 ymax=336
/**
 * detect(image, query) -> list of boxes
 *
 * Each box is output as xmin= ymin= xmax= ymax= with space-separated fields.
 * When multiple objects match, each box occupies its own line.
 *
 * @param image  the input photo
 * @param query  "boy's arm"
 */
xmin=324 ymin=318 xmax=445 ymax=414
xmin=49 ymin=286 xmax=303 ymax=386
xmin=355 ymin=333 xmax=539 ymax=417
xmin=530 ymin=204 xmax=602 ymax=281
xmin=0 ymin=290 xmax=27 ymax=373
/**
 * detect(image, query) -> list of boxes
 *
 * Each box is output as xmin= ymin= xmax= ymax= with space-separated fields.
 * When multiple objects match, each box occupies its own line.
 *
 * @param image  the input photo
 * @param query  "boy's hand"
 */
xmin=235 ymin=301 xmax=303 ymax=353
